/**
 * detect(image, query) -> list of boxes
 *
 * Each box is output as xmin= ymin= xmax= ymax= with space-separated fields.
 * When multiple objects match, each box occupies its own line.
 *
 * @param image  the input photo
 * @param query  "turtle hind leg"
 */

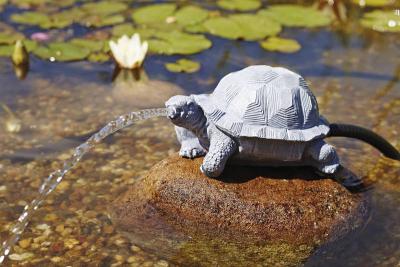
xmin=306 ymin=140 xmax=362 ymax=188
xmin=306 ymin=139 xmax=340 ymax=174
xmin=200 ymin=126 xmax=237 ymax=178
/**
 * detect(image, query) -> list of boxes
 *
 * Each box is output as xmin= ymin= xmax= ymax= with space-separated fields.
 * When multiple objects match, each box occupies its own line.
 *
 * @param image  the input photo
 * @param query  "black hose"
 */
xmin=327 ymin=123 xmax=400 ymax=160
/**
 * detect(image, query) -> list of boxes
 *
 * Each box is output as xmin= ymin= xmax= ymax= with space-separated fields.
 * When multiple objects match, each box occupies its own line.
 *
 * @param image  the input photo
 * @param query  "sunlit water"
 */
xmin=0 ymin=108 xmax=168 ymax=264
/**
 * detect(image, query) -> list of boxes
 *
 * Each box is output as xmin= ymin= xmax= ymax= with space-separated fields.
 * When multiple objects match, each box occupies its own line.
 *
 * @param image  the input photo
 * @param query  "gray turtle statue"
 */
xmin=165 ymin=65 xmax=399 ymax=185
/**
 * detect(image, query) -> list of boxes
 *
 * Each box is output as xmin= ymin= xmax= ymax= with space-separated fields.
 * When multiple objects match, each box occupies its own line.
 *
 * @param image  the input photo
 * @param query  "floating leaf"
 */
xmin=33 ymin=42 xmax=90 ymax=61
xmin=203 ymin=17 xmax=242 ymax=39
xmin=23 ymin=40 xmax=38 ymax=52
xmin=88 ymin=52 xmax=110 ymax=62
xmin=0 ymin=32 xmax=24 ymax=45
xmin=351 ymin=0 xmax=393 ymax=7
xmin=132 ymin=4 xmax=176 ymax=24
xmin=81 ymin=1 xmax=127 ymax=15
xmin=148 ymin=31 xmax=211 ymax=55
xmin=0 ymin=45 xmax=13 ymax=56
xmin=204 ymin=14 xmax=281 ymax=40
xmin=217 ymin=0 xmax=261 ymax=11
xmin=0 ymin=39 xmax=37 ymax=57
xmin=10 ymin=0 xmax=75 ymax=9
xmin=258 ymin=5 xmax=332 ymax=27
xmin=70 ymin=39 xmax=105 ymax=52
xmin=112 ymin=24 xmax=137 ymax=37
xmin=112 ymin=24 xmax=156 ymax=40
xmin=360 ymin=10 xmax=400 ymax=32
xmin=175 ymin=6 xmax=209 ymax=26
xmin=82 ymin=14 xmax=125 ymax=27
xmin=184 ymin=23 xmax=208 ymax=33
xmin=165 ymin=59 xmax=200 ymax=73
xmin=11 ymin=12 xmax=50 ymax=26
xmin=260 ymin=37 xmax=301 ymax=53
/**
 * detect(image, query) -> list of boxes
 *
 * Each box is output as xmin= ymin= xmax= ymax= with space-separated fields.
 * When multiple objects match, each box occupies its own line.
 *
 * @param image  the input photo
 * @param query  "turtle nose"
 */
xmin=167 ymin=106 xmax=179 ymax=119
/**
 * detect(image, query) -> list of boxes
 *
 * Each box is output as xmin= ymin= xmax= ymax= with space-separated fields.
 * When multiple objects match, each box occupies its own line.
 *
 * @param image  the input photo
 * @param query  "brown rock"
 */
xmin=110 ymin=156 xmax=370 ymax=266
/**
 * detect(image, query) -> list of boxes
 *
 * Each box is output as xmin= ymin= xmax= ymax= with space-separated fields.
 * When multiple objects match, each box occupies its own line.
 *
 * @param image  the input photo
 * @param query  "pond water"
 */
xmin=0 ymin=0 xmax=399 ymax=266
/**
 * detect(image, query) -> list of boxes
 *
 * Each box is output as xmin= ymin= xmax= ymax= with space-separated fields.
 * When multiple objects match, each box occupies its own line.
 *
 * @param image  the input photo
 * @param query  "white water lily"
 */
xmin=109 ymin=34 xmax=148 ymax=69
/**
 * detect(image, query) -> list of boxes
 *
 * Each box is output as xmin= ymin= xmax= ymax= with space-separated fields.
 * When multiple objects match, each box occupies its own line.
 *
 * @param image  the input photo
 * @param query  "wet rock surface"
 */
xmin=111 ymin=156 xmax=370 ymax=265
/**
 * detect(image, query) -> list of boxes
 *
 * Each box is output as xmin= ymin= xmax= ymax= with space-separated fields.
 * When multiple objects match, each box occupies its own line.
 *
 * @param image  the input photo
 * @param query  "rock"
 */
xmin=110 ymin=156 xmax=370 ymax=266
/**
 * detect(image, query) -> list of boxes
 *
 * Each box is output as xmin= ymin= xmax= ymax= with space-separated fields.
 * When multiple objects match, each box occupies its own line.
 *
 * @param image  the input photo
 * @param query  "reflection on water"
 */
xmin=0 ymin=1 xmax=399 ymax=266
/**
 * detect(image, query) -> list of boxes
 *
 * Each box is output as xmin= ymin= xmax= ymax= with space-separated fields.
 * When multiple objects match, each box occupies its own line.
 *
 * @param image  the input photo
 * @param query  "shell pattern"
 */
xmin=193 ymin=65 xmax=330 ymax=141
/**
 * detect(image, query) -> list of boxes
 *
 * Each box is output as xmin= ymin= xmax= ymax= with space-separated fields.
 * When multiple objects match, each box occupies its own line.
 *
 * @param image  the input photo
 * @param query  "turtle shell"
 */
xmin=193 ymin=65 xmax=330 ymax=141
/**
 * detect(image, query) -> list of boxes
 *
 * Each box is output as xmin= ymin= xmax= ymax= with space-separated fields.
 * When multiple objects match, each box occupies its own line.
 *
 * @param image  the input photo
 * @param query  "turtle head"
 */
xmin=165 ymin=95 xmax=203 ymax=128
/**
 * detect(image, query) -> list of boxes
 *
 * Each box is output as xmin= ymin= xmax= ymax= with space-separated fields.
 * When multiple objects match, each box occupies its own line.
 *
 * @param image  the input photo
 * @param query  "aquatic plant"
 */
xmin=11 ymin=40 xmax=29 ymax=66
xmin=109 ymin=34 xmax=148 ymax=69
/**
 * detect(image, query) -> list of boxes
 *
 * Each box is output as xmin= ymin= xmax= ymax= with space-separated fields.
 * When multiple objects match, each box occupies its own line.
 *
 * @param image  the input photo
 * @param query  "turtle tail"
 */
xmin=327 ymin=123 xmax=400 ymax=160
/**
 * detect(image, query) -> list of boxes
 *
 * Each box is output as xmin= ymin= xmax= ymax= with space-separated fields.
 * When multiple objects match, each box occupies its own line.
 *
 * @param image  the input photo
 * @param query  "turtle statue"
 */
xmin=165 ymin=65 xmax=399 ymax=184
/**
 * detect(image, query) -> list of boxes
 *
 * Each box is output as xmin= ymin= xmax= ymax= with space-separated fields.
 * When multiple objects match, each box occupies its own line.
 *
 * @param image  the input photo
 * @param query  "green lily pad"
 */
xmin=82 ymin=14 xmax=125 ymax=27
xmin=11 ymin=11 xmax=50 ymax=26
xmin=148 ymin=31 xmax=211 ymax=55
xmin=204 ymin=14 xmax=281 ymax=40
xmin=112 ymin=23 xmax=136 ymax=36
xmin=165 ymin=59 xmax=200 ymax=73
xmin=81 ymin=1 xmax=127 ymax=15
xmin=0 ymin=45 xmax=13 ymax=56
xmin=0 ymin=32 xmax=24 ymax=45
xmin=258 ymin=5 xmax=332 ymax=27
xmin=217 ymin=0 xmax=261 ymax=11
xmin=70 ymin=39 xmax=105 ymax=52
xmin=88 ymin=52 xmax=110 ymax=62
xmin=351 ymin=0 xmax=393 ymax=6
xmin=111 ymin=24 xmax=156 ymax=40
xmin=260 ymin=37 xmax=301 ymax=53
xmin=11 ymin=9 xmax=77 ymax=29
xmin=10 ymin=0 xmax=75 ymax=9
xmin=0 ymin=40 xmax=38 ymax=57
xmin=23 ymin=40 xmax=38 ymax=52
xmin=360 ymin=10 xmax=400 ymax=32
xmin=184 ymin=23 xmax=208 ymax=33
xmin=132 ymin=3 xmax=177 ymax=24
xmin=175 ymin=6 xmax=209 ymax=26
xmin=33 ymin=42 xmax=90 ymax=61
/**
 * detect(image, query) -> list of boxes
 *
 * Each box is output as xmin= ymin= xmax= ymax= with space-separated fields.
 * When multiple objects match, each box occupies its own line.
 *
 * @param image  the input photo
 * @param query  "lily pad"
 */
xmin=88 ymin=52 xmax=110 ymax=62
xmin=258 ymin=5 xmax=332 ymax=27
xmin=184 ymin=23 xmax=208 ymax=33
xmin=0 ymin=45 xmax=13 ymax=56
xmin=82 ymin=14 xmax=125 ymax=27
xmin=360 ymin=10 xmax=400 ymax=32
xmin=132 ymin=4 xmax=177 ymax=24
xmin=217 ymin=0 xmax=261 ymax=11
xmin=81 ymin=1 xmax=127 ymax=15
xmin=260 ymin=37 xmax=301 ymax=53
xmin=351 ymin=0 xmax=393 ymax=6
xmin=0 ymin=32 xmax=24 ymax=45
xmin=165 ymin=59 xmax=200 ymax=73
xmin=175 ymin=6 xmax=209 ymax=26
xmin=33 ymin=42 xmax=90 ymax=61
xmin=11 ymin=12 xmax=50 ymax=26
xmin=148 ymin=31 xmax=211 ymax=55
xmin=0 ymin=40 xmax=37 ymax=57
xmin=204 ymin=14 xmax=281 ymax=40
xmin=70 ymin=39 xmax=105 ymax=52
xmin=112 ymin=24 xmax=156 ymax=40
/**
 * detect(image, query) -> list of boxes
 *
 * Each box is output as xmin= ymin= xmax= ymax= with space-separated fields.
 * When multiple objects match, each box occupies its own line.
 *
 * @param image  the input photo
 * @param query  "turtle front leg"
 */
xmin=200 ymin=127 xmax=237 ymax=178
xmin=175 ymin=126 xmax=207 ymax=158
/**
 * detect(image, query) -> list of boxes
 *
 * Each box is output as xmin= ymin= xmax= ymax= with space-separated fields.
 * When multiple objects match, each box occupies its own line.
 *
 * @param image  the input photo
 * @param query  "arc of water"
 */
xmin=0 ymin=108 xmax=168 ymax=264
